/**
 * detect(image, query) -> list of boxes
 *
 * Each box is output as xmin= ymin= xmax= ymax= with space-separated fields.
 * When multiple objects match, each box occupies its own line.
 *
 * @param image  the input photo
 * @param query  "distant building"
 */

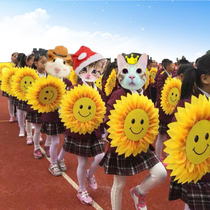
xmin=32 ymin=48 xmax=48 ymax=57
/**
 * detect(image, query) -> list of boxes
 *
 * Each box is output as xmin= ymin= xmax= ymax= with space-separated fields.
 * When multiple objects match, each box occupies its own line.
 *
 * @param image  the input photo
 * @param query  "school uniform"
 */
xmin=2 ymin=91 xmax=9 ymax=97
xmin=41 ymin=78 xmax=72 ymax=136
xmin=99 ymin=88 xmax=159 ymax=176
xmin=156 ymin=70 xmax=173 ymax=134
xmin=26 ymin=72 xmax=47 ymax=124
xmin=101 ymin=75 xmax=119 ymax=104
xmin=169 ymin=88 xmax=210 ymax=210
xmin=62 ymin=81 xmax=105 ymax=157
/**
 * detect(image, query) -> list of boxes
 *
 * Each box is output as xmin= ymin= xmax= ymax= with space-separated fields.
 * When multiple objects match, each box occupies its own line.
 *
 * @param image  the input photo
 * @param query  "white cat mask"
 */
xmin=117 ymin=53 xmax=147 ymax=91
xmin=45 ymin=46 xmax=72 ymax=78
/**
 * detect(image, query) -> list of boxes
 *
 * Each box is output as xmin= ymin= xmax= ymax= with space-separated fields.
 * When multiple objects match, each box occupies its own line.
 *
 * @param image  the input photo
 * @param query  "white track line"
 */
xmin=0 ymin=120 xmax=9 ymax=122
xmin=40 ymin=147 xmax=104 ymax=210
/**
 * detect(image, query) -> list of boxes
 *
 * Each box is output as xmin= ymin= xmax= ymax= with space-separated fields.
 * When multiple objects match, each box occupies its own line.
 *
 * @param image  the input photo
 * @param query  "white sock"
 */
xmin=88 ymin=152 xmax=104 ymax=177
xmin=155 ymin=133 xmax=166 ymax=159
xmin=25 ymin=120 xmax=32 ymax=138
xmin=135 ymin=162 xmax=167 ymax=195
xmin=33 ymin=124 xmax=41 ymax=150
xmin=44 ymin=135 xmax=51 ymax=146
xmin=111 ymin=175 xmax=127 ymax=210
xmin=77 ymin=156 xmax=88 ymax=192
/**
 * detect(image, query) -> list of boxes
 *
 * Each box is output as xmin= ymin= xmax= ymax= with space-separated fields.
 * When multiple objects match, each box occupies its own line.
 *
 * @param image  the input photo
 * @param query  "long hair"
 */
xmin=102 ymin=61 xmax=118 ymax=80
xmin=181 ymin=53 xmax=210 ymax=99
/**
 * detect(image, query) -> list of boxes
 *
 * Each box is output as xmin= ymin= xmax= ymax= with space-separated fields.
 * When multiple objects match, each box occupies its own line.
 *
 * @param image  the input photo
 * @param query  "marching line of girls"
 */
xmin=2 ymin=50 xmax=209 ymax=210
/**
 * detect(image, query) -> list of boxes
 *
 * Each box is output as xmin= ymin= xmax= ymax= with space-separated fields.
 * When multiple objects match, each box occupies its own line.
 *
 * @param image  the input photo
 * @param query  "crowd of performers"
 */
xmin=0 ymin=46 xmax=210 ymax=210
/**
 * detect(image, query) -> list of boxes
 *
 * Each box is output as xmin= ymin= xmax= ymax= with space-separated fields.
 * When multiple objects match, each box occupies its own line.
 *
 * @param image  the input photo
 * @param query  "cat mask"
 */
xmin=78 ymin=59 xmax=107 ymax=82
xmin=45 ymin=46 xmax=72 ymax=78
xmin=117 ymin=53 xmax=147 ymax=91
xmin=72 ymin=46 xmax=107 ymax=82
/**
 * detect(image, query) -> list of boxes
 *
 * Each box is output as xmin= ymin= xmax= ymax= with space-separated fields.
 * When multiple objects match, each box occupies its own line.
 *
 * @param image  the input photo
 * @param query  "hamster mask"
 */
xmin=117 ymin=53 xmax=147 ymax=91
xmin=45 ymin=46 xmax=72 ymax=78
xmin=78 ymin=59 xmax=107 ymax=82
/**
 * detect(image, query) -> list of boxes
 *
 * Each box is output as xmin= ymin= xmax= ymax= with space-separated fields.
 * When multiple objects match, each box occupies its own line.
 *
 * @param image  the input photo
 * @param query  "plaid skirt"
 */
xmin=169 ymin=178 xmax=210 ymax=210
xmin=11 ymin=97 xmax=19 ymax=106
xmin=63 ymin=135 xmax=105 ymax=157
xmin=17 ymin=100 xmax=27 ymax=111
xmin=41 ymin=121 xmax=65 ymax=135
xmin=26 ymin=111 xmax=42 ymax=124
xmin=159 ymin=121 xmax=169 ymax=135
xmin=2 ymin=91 xmax=9 ymax=97
xmin=99 ymin=149 xmax=159 ymax=176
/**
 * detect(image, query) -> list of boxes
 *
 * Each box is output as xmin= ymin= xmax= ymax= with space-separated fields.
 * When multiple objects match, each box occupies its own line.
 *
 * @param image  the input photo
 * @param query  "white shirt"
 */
xmin=198 ymin=87 xmax=210 ymax=98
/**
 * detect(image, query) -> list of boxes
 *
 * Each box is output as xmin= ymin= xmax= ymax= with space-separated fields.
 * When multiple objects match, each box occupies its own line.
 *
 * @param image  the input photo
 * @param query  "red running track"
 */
xmin=0 ymin=92 xmax=184 ymax=210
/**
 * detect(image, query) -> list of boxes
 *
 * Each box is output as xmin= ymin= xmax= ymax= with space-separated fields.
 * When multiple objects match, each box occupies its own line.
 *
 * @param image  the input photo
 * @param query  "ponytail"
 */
xmin=180 ymin=67 xmax=197 ymax=100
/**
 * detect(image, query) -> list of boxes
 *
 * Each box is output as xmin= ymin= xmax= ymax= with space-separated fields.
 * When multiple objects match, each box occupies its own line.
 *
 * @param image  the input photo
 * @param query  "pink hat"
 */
xmin=71 ymin=46 xmax=104 ymax=74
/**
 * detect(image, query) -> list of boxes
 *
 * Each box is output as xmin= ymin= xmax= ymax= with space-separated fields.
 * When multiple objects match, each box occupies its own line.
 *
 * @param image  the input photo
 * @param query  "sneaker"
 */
xmin=9 ymin=117 xmax=15 ymax=123
xmin=43 ymin=146 xmax=50 ymax=158
xmin=160 ymin=157 xmax=168 ymax=168
xmin=57 ymin=159 xmax=67 ymax=172
xmin=26 ymin=137 xmax=33 ymax=145
xmin=48 ymin=164 xmax=62 ymax=176
xmin=86 ymin=170 xmax=97 ymax=191
xmin=77 ymin=190 xmax=93 ymax=205
xmin=130 ymin=187 xmax=147 ymax=210
xmin=19 ymin=130 xmax=25 ymax=137
xmin=34 ymin=149 xmax=43 ymax=159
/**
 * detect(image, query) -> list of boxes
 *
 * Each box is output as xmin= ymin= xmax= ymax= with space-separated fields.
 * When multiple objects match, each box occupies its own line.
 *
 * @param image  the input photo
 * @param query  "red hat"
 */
xmin=71 ymin=46 xmax=104 ymax=74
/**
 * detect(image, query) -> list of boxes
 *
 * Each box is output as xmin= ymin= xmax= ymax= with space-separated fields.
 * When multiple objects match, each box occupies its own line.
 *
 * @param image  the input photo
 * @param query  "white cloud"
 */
xmin=1 ymin=8 xmax=203 ymax=63
xmin=0 ymin=8 xmax=148 ymax=62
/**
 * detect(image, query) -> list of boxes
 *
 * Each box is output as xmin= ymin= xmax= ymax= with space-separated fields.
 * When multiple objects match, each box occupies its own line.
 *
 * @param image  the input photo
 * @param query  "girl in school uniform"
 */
xmin=100 ymin=53 xmax=167 ymax=210
xmin=168 ymin=53 xmax=210 ymax=210
xmin=61 ymin=46 xmax=107 ymax=206
xmin=26 ymin=54 xmax=51 ymax=157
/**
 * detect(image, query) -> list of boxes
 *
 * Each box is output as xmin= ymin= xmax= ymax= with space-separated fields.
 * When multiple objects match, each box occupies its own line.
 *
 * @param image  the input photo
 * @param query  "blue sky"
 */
xmin=0 ymin=0 xmax=209 ymax=63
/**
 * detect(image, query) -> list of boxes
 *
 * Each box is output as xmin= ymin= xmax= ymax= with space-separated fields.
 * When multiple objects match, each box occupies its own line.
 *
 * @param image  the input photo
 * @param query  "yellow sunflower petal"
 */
xmin=11 ymin=67 xmax=39 ymax=101
xmin=0 ymin=62 xmax=15 ymax=81
xmin=161 ymin=78 xmax=181 ymax=115
xmin=1 ymin=67 xmax=18 ymax=96
xmin=59 ymin=84 xmax=106 ymax=135
xmin=105 ymin=69 xmax=116 ymax=96
xmin=164 ymin=94 xmax=210 ymax=184
xmin=26 ymin=75 xmax=66 ymax=113
xmin=109 ymin=92 xmax=159 ymax=157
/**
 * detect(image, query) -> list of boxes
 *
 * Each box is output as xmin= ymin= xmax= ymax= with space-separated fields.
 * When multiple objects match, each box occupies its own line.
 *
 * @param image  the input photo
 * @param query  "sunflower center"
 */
xmin=73 ymin=97 xmax=96 ymax=122
xmin=186 ymin=120 xmax=210 ymax=164
xmin=167 ymin=87 xmax=180 ymax=105
xmin=39 ymin=86 xmax=58 ymax=105
xmin=20 ymin=76 xmax=35 ymax=93
xmin=124 ymin=109 xmax=149 ymax=141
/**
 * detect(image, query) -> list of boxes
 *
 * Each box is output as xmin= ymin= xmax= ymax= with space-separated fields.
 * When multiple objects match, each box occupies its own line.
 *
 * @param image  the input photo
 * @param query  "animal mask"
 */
xmin=117 ymin=53 xmax=147 ymax=91
xmin=78 ymin=59 xmax=107 ymax=82
xmin=45 ymin=46 xmax=72 ymax=78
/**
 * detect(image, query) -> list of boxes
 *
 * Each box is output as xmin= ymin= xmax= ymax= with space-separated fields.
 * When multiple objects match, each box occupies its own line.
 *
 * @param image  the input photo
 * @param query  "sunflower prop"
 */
xmin=69 ymin=68 xmax=78 ymax=85
xmin=105 ymin=69 xmax=116 ymax=96
xmin=95 ymin=75 xmax=103 ymax=90
xmin=160 ymin=77 xmax=181 ymax=115
xmin=150 ymin=67 xmax=157 ymax=84
xmin=164 ymin=94 xmax=210 ymax=184
xmin=144 ymin=70 xmax=150 ymax=90
xmin=59 ymin=84 xmax=106 ymax=135
xmin=11 ymin=67 xmax=39 ymax=101
xmin=26 ymin=75 xmax=66 ymax=113
xmin=1 ymin=67 xmax=18 ymax=96
xmin=0 ymin=62 xmax=14 ymax=81
xmin=108 ymin=93 xmax=159 ymax=158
